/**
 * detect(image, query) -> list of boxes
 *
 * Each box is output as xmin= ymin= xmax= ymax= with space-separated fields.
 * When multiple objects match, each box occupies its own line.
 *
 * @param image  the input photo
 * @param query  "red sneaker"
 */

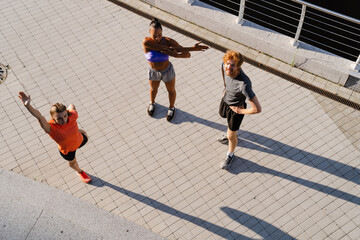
xmin=78 ymin=171 xmax=91 ymax=183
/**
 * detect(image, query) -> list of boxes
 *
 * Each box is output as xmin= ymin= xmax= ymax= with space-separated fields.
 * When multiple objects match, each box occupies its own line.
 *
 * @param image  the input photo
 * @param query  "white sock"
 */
xmin=227 ymin=151 xmax=234 ymax=157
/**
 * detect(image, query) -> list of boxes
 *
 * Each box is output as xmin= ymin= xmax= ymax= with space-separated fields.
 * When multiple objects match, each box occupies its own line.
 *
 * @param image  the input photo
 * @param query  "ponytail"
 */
xmin=149 ymin=18 xmax=162 ymax=30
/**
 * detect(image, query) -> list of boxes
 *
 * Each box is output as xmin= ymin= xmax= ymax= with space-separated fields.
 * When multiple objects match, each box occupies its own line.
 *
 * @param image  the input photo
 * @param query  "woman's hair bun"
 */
xmin=150 ymin=18 xmax=162 ymax=29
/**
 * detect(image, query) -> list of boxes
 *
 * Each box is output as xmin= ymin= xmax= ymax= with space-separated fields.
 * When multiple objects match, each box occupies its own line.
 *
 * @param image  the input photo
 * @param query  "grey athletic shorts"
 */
xmin=148 ymin=62 xmax=175 ymax=83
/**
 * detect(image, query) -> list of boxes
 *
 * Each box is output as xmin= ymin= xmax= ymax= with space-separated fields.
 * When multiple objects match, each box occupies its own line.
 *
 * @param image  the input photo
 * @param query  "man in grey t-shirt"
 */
xmin=218 ymin=50 xmax=262 ymax=170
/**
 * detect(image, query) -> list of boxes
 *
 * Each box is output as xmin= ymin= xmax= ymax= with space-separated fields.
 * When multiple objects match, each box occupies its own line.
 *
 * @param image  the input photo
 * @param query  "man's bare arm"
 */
xmin=229 ymin=96 xmax=262 ymax=115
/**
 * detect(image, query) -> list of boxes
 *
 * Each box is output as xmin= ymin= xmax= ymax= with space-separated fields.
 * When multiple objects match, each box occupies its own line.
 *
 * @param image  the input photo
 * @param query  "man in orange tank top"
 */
xmin=18 ymin=92 xmax=91 ymax=183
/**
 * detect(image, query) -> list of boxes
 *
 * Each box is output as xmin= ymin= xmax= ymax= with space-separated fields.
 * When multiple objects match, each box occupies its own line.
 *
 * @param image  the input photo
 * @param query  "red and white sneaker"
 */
xmin=78 ymin=171 xmax=91 ymax=183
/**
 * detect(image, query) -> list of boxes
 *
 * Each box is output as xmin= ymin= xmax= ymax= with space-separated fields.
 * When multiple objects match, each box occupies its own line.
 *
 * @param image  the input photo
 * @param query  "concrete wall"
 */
xmin=142 ymin=0 xmax=357 ymax=85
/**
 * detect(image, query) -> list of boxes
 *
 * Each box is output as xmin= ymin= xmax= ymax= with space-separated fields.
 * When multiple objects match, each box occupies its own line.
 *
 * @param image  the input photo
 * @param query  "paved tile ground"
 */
xmin=1 ymin=0 xmax=360 ymax=239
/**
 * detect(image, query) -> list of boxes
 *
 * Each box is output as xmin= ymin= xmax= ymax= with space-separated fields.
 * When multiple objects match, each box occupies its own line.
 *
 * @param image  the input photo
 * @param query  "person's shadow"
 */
xmin=89 ymin=175 xmax=295 ymax=239
xmin=219 ymin=129 xmax=360 ymax=205
xmin=221 ymin=207 xmax=296 ymax=240
xmin=228 ymin=156 xmax=360 ymax=205
xmin=153 ymin=106 xmax=360 ymax=204
xmin=152 ymin=103 xmax=227 ymax=132
xmin=235 ymin=129 xmax=360 ymax=185
xmin=156 ymin=106 xmax=360 ymax=186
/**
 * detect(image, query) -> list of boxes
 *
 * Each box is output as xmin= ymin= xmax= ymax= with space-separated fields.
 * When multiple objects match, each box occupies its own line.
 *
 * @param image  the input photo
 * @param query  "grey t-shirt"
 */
xmin=223 ymin=64 xmax=256 ymax=106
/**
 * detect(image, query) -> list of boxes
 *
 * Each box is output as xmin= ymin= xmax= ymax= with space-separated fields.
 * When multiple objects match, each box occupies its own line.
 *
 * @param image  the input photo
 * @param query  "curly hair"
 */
xmin=223 ymin=50 xmax=244 ymax=68
xmin=50 ymin=103 xmax=67 ymax=115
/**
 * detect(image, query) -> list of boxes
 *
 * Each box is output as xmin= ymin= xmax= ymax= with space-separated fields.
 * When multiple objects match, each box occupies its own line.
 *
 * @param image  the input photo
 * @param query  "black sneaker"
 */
xmin=220 ymin=154 xmax=235 ymax=170
xmin=166 ymin=107 xmax=175 ymax=122
xmin=147 ymin=103 xmax=155 ymax=117
xmin=217 ymin=135 xmax=228 ymax=144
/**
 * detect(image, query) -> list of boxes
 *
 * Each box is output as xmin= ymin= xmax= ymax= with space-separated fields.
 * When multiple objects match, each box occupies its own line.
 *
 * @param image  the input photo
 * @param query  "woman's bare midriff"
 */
xmin=148 ymin=60 xmax=169 ymax=71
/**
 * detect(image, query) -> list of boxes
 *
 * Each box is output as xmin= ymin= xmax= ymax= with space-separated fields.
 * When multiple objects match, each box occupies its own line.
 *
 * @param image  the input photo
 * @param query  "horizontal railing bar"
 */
xmin=291 ymin=0 xmax=360 ymax=25
xmin=305 ymin=15 xmax=360 ymax=38
xmin=275 ymin=0 xmax=302 ymax=11
xmin=246 ymin=1 xmax=300 ymax=22
xmin=303 ymin=21 xmax=360 ymax=43
xmin=248 ymin=0 xmax=301 ymax=17
xmin=306 ymin=9 xmax=360 ymax=32
xmin=300 ymin=35 xmax=358 ymax=58
xmin=246 ymin=7 xmax=299 ymax=29
xmin=301 ymin=28 xmax=360 ymax=51
xmin=245 ymin=15 xmax=296 ymax=35
xmin=204 ymin=0 xmax=239 ymax=13
xmin=223 ymin=0 xmax=240 ymax=7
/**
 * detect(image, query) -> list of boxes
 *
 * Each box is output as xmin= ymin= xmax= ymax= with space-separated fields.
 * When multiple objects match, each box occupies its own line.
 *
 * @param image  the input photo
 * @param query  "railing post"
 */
xmin=237 ymin=0 xmax=246 ymax=25
xmin=350 ymin=54 xmax=360 ymax=71
xmin=291 ymin=4 xmax=306 ymax=47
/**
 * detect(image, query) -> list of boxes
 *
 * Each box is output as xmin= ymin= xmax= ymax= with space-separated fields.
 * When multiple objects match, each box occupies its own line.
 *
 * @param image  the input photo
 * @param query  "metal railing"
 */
xmin=190 ymin=0 xmax=360 ymax=70
xmin=289 ymin=0 xmax=360 ymax=70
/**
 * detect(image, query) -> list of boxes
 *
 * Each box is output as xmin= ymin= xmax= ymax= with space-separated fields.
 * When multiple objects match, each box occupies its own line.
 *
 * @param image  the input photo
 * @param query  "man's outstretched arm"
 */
xmin=18 ymin=92 xmax=51 ymax=133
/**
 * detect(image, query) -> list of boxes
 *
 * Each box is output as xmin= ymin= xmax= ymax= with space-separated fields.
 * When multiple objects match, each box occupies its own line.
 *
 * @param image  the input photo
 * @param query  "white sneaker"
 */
xmin=166 ymin=108 xmax=175 ymax=122
xmin=217 ymin=135 xmax=228 ymax=144
xmin=147 ymin=103 xmax=155 ymax=116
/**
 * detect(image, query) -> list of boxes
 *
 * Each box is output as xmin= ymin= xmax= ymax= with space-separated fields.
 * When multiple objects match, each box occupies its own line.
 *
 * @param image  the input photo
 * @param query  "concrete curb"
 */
xmin=0 ymin=168 xmax=166 ymax=240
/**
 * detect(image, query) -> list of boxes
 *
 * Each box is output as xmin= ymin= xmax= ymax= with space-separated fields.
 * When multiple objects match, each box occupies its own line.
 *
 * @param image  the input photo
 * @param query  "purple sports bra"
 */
xmin=144 ymin=38 xmax=169 ymax=63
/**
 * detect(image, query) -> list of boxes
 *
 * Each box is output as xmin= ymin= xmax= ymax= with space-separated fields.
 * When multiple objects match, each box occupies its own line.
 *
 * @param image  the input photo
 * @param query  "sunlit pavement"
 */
xmin=1 ymin=0 xmax=359 ymax=239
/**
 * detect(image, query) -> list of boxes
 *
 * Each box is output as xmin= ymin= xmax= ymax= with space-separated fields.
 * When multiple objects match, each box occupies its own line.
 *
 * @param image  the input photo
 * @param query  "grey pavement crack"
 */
xmin=25 ymin=209 xmax=43 ymax=240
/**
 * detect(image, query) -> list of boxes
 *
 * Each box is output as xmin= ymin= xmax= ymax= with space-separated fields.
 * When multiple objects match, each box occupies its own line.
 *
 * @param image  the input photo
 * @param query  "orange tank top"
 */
xmin=48 ymin=110 xmax=83 ymax=155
